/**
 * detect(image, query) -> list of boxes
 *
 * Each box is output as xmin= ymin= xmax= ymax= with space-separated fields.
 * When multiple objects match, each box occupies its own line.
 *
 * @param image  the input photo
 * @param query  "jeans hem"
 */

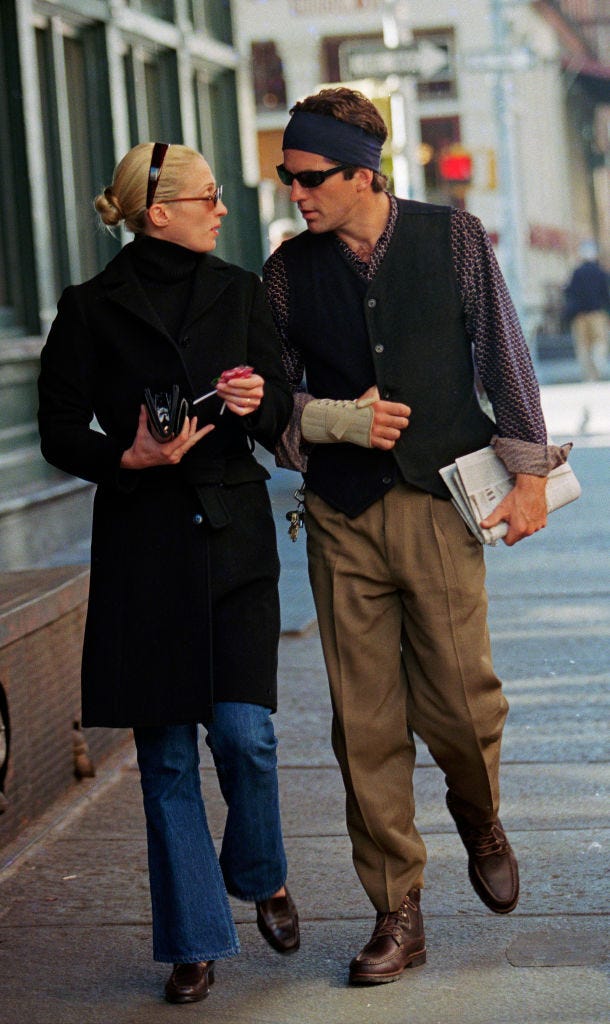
xmin=227 ymin=877 xmax=287 ymax=903
xmin=153 ymin=942 xmax=240 ymax=965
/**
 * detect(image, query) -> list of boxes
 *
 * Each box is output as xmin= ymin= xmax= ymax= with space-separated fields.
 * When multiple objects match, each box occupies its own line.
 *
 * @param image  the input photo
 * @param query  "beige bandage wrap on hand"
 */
xmin=301 ymin=398 xmax=375 ymax=448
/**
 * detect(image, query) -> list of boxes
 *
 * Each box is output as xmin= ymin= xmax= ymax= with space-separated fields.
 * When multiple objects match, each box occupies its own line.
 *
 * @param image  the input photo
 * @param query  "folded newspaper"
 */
xmin=439 ymin=445 xmax=581 ymax=545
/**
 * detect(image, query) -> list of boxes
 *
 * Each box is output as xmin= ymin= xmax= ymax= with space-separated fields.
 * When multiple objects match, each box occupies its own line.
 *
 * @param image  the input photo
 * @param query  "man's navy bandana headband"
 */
xmin=282 ymin=110 xmax=383 ymax=172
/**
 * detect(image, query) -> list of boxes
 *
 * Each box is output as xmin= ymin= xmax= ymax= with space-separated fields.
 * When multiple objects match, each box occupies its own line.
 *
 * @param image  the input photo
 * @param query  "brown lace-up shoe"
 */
xmin=348 ymin=888 xmax=426 ymax=985
xmin=164 ymin=960 xmax=215 ymax=1003
xmin=256 ymin=888 xmax=300 ymax=953
xmin=446 ymin=793 xmax=519 ymax=914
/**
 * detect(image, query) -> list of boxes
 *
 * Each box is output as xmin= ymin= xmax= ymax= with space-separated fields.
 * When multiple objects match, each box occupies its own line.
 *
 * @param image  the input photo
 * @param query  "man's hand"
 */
xmin=356 ymin=386 xmax=410 ymax=451
xmin=121 ymin=405 xmax=214 ymax=469
xmin=480 ymin=473 xmax=548 ymax=546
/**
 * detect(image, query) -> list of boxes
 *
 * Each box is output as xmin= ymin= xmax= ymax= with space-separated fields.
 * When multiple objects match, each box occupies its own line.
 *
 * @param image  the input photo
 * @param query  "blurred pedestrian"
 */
xmin=38 ymin=142 xmax=299 ymax=1004
xmin=564 ymin=241 xmax=610 ymax=381
xmin=264 ymin=87 xmax=571 ymax=986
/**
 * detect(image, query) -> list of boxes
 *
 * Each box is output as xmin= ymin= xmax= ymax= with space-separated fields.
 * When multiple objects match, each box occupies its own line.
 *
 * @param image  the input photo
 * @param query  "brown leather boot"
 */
xmin=349 ymin=888 xmax=426 ymax=985
xmin=447 ymin=793 xmax=519 ymax=914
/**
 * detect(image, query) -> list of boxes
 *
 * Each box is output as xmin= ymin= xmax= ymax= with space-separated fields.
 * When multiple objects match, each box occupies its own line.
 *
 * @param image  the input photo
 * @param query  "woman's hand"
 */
xmin=120 ymin=405 xmax=214 ymax=470
xmin=214 ymin=372 xmax=265 ymax=417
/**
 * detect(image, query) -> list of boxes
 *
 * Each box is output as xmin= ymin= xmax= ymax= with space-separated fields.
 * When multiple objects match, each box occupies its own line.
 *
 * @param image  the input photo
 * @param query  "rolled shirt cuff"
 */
xmin=491 ymin=435 xmax=573 ymax=476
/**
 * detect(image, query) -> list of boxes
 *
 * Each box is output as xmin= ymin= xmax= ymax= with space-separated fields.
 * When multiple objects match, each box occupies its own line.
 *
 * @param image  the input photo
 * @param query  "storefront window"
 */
xmin=123 ymin=45 xmax=182 ymax=145
xmin=0 ymin=4 xmax=37 ymax=334
xmin=188 ymin=0 xmax=233 ymax=44
xmin=129 ymin=0 xmax=175 ymax=20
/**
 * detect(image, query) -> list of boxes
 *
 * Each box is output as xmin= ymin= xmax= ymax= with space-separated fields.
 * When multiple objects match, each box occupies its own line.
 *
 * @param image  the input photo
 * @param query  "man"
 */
xmin=264 ymin=87 xmax=570 ymax=985
xmin=564 ymin=240 xmax=609 ymax=382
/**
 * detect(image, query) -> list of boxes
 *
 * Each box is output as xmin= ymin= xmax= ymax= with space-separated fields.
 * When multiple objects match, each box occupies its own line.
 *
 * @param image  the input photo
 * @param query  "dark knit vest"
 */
xmin=281 ymin=199 xmax=496 ymax=516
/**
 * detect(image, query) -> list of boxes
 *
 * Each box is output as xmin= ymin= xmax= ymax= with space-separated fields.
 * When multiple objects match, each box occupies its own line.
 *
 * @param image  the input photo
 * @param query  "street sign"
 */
xmin=339 ymin=40 xmax=449 ymax=83
xmin=461 ymin=47 xmax=537 ymax=74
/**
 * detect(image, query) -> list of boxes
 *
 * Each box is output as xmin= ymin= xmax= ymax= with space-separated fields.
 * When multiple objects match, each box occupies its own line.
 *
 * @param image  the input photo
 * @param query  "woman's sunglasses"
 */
xmin=162 ymin=186 xmax=224 ymax=207
xmin=276 ymin=163 xmax=349 ymax=189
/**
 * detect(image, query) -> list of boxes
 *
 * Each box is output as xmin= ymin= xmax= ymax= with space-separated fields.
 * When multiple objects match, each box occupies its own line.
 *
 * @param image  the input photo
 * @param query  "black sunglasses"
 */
xmin=146 ymin=142 xmax=170 ymax=208
xmin=276 ymin=163 xmax=350 ymax=189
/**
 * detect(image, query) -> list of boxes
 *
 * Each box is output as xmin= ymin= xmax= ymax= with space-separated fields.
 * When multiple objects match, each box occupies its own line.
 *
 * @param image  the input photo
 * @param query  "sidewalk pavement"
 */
xmin=0 ymin=382 xmax=608 ymax=1023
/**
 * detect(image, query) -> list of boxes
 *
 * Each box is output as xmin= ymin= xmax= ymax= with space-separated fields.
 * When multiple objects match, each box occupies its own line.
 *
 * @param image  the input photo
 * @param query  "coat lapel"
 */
xmin=99 ymin=246 xmax=169 ymax=338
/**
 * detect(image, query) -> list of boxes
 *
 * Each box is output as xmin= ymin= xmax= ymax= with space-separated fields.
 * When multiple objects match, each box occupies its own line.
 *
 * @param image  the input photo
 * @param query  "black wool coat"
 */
xmin=38 ymin=241 xmax=293 ymax=728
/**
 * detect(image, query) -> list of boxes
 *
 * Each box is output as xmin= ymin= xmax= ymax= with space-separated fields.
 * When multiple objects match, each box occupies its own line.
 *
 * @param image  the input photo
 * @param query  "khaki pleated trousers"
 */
xmin=305 ymin=482 xmax=508 ymax=912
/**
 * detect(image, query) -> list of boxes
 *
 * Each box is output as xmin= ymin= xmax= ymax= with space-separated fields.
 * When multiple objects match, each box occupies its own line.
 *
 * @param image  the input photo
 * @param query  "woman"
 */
xmin=38 ymin=142 xmax=298 ymax=1003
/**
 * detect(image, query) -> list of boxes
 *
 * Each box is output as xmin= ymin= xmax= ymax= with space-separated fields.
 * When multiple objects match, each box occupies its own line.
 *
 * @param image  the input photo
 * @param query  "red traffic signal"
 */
xmin=438 ymin=147 xmax=472 ymax=184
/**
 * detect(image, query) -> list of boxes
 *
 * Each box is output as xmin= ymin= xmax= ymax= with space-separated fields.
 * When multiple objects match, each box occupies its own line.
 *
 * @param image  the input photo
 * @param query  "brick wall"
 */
xmin=0 ymin=567 xmax=128 ymax=851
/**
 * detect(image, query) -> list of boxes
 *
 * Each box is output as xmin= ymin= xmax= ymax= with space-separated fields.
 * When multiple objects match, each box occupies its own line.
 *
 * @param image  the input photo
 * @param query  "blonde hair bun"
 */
xmin=94 ymin=187 xmax=124 ymax=226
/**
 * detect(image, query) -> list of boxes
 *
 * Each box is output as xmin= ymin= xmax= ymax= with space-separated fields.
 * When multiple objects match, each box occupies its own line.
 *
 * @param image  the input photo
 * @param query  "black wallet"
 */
xmin=143 ymin=385 xmax=189 ymax=443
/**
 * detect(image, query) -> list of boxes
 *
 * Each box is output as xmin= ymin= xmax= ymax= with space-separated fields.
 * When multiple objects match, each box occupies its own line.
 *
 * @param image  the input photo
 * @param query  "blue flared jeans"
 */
xmin=134 ymin=702 xmax=287 ymax=963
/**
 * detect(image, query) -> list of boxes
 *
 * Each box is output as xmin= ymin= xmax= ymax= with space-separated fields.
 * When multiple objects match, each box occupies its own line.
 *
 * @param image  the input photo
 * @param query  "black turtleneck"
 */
xmin=130 ymin=234 xmax=201 ymax=342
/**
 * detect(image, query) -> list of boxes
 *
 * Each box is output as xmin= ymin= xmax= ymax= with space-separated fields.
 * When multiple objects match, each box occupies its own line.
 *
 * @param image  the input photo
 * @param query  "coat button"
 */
xmin=367 ymin=298 xmax=377 ymax=308
xmin=193 ymin=513 xmax=203 ymax=526
xmin=382 ymin=475 xmax=393 ymax=485
xmin=374 ymin=344 xmax=384 ymax=354
xmin=180 ymin=334 xmax=190 ymax=347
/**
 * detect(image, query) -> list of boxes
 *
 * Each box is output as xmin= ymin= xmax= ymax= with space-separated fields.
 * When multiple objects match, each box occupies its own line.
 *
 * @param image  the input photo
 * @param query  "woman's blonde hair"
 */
xmin=94 ymin=142 xmax=204 ymax=234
